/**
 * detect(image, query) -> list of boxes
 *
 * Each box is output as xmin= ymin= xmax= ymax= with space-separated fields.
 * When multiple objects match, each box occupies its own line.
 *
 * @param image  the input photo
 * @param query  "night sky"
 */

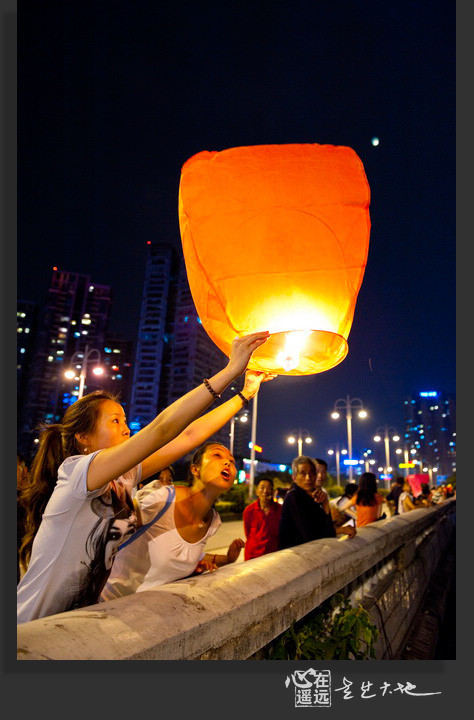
xmin=18 ymin=0 xmax=455 ymax=468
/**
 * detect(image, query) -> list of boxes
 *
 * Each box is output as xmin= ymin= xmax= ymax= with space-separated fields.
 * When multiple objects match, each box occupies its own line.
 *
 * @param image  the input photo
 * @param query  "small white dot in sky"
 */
xmin=371 ymin=137 xmax=380 ymax=146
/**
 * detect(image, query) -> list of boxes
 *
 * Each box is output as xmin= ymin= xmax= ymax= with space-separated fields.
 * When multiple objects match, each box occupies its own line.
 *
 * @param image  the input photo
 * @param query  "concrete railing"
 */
xmin=17 ymin=499 xmax=455 ymax=660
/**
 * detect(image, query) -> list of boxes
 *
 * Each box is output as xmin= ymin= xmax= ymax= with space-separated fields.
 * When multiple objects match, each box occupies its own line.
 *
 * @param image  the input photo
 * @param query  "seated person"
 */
xmin=243 ymin=476 xmax=282 ymax=560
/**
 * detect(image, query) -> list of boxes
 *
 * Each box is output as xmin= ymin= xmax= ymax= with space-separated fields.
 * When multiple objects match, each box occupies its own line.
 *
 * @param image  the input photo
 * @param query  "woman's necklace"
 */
xmin=189 ymin=491 xmax=210 ymax=529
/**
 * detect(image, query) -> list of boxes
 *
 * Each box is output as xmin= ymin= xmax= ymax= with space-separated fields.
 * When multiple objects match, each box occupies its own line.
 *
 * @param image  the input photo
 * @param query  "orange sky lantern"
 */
xmin=178 ymin=143 xmax=371 ymax=375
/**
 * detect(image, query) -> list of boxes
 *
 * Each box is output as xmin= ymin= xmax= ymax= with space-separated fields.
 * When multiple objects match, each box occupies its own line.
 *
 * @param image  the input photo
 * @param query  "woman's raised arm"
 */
xmin=86 ymin=332 xmax=269 ymax=490
xmin=140 ymin=370 xmax=275 ymax=480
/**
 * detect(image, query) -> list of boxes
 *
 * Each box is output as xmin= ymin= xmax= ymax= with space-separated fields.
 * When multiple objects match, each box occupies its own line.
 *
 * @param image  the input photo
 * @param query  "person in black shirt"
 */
xmin=278 ymin=455 xmax=336 ymax=550
xmin=386 ymin=476 xmax=405 ymax=515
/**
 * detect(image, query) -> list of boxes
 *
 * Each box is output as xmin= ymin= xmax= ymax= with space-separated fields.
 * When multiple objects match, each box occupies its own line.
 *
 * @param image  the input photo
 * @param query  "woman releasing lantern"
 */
xmin=179 ymin=143 xmax=371 ymax=376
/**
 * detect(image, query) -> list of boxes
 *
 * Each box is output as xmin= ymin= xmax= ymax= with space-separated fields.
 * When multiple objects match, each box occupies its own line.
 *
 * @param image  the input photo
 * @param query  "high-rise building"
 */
xmin=18 ymin=269 xmax=112 ymax=459
xmin=129 ymin=242 xmax=251 ymax=462
xmin=403 ymin=390 xmax=456 ymax=478
xmin=17 ymin=300 xmax=40 ymax=435
xmin=128 ymin=242 xmax=180 ymax=432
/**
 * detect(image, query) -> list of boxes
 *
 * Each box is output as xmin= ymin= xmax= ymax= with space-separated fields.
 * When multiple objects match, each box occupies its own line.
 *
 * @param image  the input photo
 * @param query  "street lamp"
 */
xmin=248 ymin=393 xmax=259 ymax=501
xmin=287 ymin=428 xmax=313 ymax=457
xmin=229 ymin=409 xmax=249 ymax=455
xmin=373 ymin=425 xmax=400 ymax=487
xmin=327 ymin=442 xmax=347 ymax=485
xmin=331 ymin=395 xmax=367 ymax=480
xmin=64 ymin=345 xmax=104 ymax=399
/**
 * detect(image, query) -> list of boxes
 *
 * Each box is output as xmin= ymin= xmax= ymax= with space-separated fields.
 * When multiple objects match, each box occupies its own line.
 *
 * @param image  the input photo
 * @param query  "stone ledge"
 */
xmin=17 ymin=500 xmax=455 ymax=660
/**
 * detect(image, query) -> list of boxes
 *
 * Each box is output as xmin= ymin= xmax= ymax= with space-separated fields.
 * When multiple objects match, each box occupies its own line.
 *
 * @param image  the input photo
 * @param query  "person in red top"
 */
xmin=243 ymin=477 xmax=282 ymax=560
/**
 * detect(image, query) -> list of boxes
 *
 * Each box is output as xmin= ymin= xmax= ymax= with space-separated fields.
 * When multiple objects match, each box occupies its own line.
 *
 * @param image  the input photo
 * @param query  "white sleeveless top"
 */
xmin=101 ymin=484 xmax=221 ymax=600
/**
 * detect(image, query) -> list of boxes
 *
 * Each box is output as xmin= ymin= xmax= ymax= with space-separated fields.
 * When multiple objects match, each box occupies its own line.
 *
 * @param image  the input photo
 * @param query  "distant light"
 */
xmin=423 ymin=467 xmax=428 ymax=472
xmin=433 ymin=467 xmax=438 ymax=472
xmin=387 ymin=466 xmax=393 ymax=472
xmin=53 ymin=266 xmax=57 ymax=271
xmin=341 ymin=449 xmax=347 ymax=455
xmin=343 ymin=459 xmax=359 ymax=466
xmin=238 ymin=470 xmax=246 ymax=482
xmin=64 ymin=370 xmax=75 ymax=379
xmin=392 ymin=435 xmax=400 ymax=442
xmin=331 ymin=412 xmax=340 ymax=419
xmin=34 ymin=438 xmax=39 ymax=443
xmin=359 ymin=460 xmax=364 ymax=465
xmin=74 ymin=332 xmax=81 ymax=337
xmin=420 ymin=391 xmax=437 ymax=397
xmin=374 ymin=435 xmax=381 ymax=442
xmin=327 ymin=449 xmax=334 ymax=455
xmin=239 ymin=415 xmax=248 ymax=423
xmin=410 ymin=449 xmax=417 ymax=454
xmin=278 ymin=464 xmax=287 ymax=472
xmin=395 ymin=448 xmax=402 ymax=455
xmin=378 ymin=467 xmax=384 ymax=472
xmin=371 ymin=137 xmax=380 ymax=147
xmin=287 ymin=436 xmax=296 ymax=444
xmin=304 ymin=437 xmax=312 ymax=444
xmin=369 ymin=460 xmax=376 ymax=465
xmin=358 ymin=410 xmax=367 ymax=418
xmin=92 ymin=367 xmax=104 ymax=376
xmin=147 ymin=241 xmax=151 ymax=245
xmin=89 ymin=286 xmax=94 ymax=292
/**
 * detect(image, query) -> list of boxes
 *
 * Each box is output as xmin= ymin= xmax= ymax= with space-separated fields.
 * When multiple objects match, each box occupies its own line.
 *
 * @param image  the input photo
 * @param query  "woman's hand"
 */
xmin=242 ymin=370 xmax=277 ymax=399
xmin=227 ymin=332 xmax=270 ymax=378
xmin=194 ymin=558 xmax=218 ymax=574
xmin=226 ymin=538 xmax=245 ymax=564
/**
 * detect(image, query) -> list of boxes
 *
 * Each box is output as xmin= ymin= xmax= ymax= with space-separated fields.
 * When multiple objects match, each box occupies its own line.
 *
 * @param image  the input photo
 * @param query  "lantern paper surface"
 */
xmin=178 ymin=143 xmax=370 ymax=375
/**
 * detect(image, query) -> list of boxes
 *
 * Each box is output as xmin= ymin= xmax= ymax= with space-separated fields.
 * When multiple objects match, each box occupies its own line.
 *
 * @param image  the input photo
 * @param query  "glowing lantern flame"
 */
xmin=178 ymin=143 xmax=370 ymax=375
xmin=276 ymin=330 xmax=312 ymax=372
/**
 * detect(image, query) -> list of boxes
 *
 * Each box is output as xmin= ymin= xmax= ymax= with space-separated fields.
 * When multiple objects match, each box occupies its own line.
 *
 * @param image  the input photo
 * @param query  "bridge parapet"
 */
xmin=17 ymin=499 xmax=455 ymax=660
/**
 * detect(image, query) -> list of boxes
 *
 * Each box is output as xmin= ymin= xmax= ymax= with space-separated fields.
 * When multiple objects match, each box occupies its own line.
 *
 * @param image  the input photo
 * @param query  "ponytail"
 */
xmin=19 ymin=389 xmax=118 ymax=573
xmin=19 ymin=424 xmax=65 ymax=572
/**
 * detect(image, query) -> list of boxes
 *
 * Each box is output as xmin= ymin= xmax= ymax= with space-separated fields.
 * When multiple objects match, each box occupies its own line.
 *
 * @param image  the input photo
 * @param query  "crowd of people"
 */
xmin=16 ymin=330 xmax=455 ymax=624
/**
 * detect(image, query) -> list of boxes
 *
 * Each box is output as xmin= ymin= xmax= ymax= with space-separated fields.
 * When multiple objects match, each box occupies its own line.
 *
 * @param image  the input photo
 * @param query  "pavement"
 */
xmin=204 ymin=517 xmax=246 ymax=562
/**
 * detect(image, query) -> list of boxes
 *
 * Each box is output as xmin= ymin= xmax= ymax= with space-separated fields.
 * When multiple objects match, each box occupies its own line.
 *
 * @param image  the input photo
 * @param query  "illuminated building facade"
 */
xmin=403 ymin=391 xmax=456 ymax=479
xmin=18 ymin=269 xmax=112 ymax=459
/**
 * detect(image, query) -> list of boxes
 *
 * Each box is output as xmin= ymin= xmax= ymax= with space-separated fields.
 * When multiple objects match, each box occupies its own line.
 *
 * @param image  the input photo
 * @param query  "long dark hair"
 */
xmin=355 ymin=472 xmax=378 ymax=506
xmin=18 ymin=390 xmax=118 ymax=573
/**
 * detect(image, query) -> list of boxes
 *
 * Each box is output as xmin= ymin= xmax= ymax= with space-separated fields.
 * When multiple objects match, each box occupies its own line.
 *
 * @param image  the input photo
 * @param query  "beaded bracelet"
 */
xmin=203 ymin=378 xmax=221 ymax=400
xmin=236 ymin=390 xmax=249 ymax=406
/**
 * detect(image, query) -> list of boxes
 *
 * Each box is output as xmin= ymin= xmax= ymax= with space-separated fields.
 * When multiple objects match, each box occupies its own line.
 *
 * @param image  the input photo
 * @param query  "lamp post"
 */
xmin=64 ymin=345 xmax=104 ymax=399
xmin=373 ymin=425 xmax=400 ymax=488
xmin=229 ymin=408 xmax=249 ymax=455
xmin=362 ymin=449 xmax=375 ymax=473
xmin=248 ymin=393 xmax=259 ymax=501
xmin=327 ymin=443 xmax=347 ymax=485
xmin=331 ymin=396 xmax=367 ymax=481
xmin=287 ymin=428 xmax=313 ymax=457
